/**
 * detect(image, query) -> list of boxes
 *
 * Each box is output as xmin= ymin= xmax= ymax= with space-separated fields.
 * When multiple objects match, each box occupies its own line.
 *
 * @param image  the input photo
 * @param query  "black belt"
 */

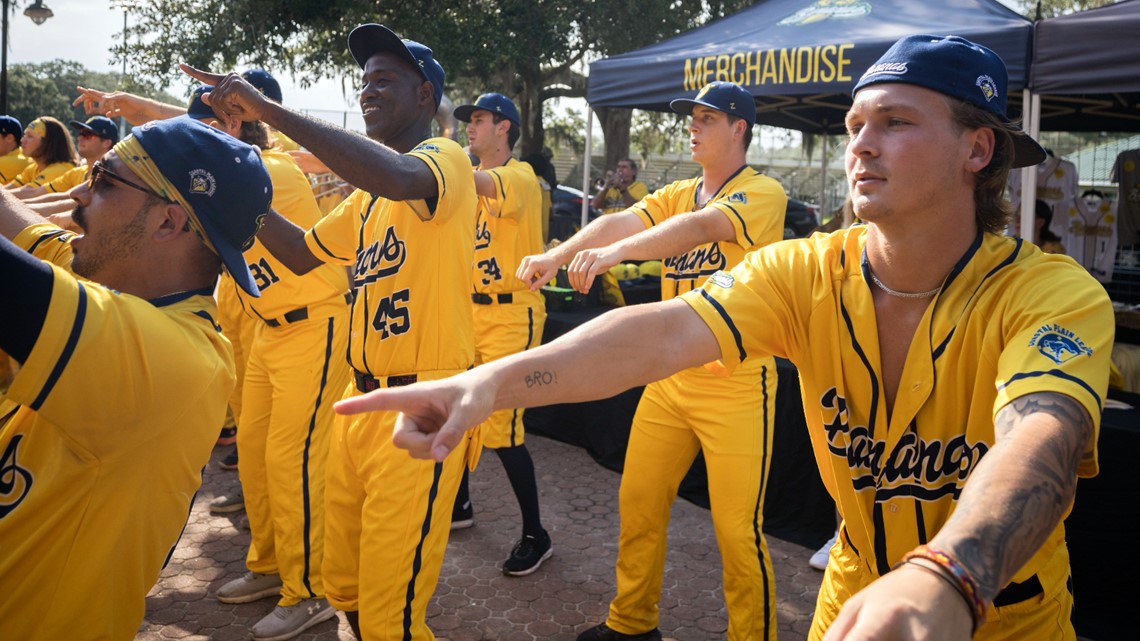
xmin=471 ymin=292 xmax=513 ymax=305
xmin=354 ymin=370 xmax=418 ymax=393
xmin=265 ymin=307 xmax=308 ymax=327
xmin=993 ymin=574 xmax=1044 ymax=607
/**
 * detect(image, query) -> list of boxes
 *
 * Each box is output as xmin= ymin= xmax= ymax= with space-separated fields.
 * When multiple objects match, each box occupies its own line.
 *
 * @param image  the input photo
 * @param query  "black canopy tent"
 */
xmin=586 ymin=0 xmax=1034 ymax=135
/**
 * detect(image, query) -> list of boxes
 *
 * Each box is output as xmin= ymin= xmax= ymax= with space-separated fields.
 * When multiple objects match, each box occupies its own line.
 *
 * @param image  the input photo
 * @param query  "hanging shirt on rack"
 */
xmin=1007 ymin=155 xmax=1080 ymax=237
xmin=1110 ymin=149 xmax=1140 ymax=247
xmin=1064 ymin=193 xmax=1118 ymax=283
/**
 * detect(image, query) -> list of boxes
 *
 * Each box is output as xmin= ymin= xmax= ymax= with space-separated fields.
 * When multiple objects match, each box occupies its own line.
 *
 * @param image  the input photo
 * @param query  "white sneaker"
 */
xmin=251 ymin=598 xmax=337 ymax=641
xmin=216 ymin=571 xmax=282 ymax=604
xmin=809 ymin=531 xmax=838 ymax=571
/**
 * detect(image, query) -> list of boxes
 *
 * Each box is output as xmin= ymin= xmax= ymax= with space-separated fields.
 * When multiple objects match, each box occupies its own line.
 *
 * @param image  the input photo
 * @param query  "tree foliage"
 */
xmin=1012 ymin=0 xmax=1118 ymax=18
xmin=118 ymin=0 xmax=754 ymax=156
xmin=5 ymin=60 xmax=180 ymax=129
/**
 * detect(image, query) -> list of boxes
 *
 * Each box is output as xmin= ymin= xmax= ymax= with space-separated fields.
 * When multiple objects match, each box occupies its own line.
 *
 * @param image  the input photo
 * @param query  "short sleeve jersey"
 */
xmin=8 ymin=160 xmax=74 ymax=187
xmin=223 ymin=149 xmax=348 ymax=319
xmin=681 ymin=227 xmax=1112 ymax=584
xmin=1111 ymin=149 xmax=1140 ymax=246
xmin=599 ymin=180 xmax=649 ymax=214
xmin=303 ymin=137 xmax=476 ymax=376
xmin=0 ymin=224 xmax=235 ymax=640
xmin=43 ymin=164 xmax=89 ymax=193
xmin=473 ymin=158 xmax=544 ymax=295
xmin=0 ymin=149 xmax=31 ymax=183
xmin=631 ymin=166 xmax=787 ymax=301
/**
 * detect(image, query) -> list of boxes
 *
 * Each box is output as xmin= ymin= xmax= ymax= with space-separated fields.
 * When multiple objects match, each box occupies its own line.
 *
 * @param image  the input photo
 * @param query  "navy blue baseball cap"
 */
xmin=70 ymin=116 xmax=120 ymax=143
xmin=853 ymin=34 xmax=1046 ymax=168
xmin=242 ymin=68 xmax=283 ymax=103
xmin=0 ymin=115 xmax=23 ymax=141
xmin=454 ymin=93 xmax=520 ymax=125
xmin=186 ymin=85 xmax=215 ymax=121
xmin=347 ymin=24 xmax=445 ymax=109
xmin=670 ymin=81 xmax=756 ymax=127
xmin=127 ymin=118 xmax=273 ymax=297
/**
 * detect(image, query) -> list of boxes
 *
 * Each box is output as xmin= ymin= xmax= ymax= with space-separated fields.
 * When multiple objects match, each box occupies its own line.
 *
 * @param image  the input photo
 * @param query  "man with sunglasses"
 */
xmin=0 ymin=117 xmax=273 ymax=640
xmin=10 ymin=117 xmax=119 ymax=221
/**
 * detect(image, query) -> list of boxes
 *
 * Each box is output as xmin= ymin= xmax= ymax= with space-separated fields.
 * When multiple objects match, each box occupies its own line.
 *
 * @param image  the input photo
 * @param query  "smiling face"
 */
xmin=358 ymin=52 xmax=430 ymax=144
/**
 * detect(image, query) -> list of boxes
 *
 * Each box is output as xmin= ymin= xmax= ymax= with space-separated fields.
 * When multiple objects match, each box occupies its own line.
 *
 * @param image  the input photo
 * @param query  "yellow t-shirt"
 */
xmin=684 ymin=227 xmax=1112 ymax=591
xmin=304 ymin=137 xmax=476 ymax=376
xmin=220 ymin=149 xmax=349 ymax=320
xmin=43 ymin=164 xmax=90 ymax=193
xmin=473 ymin=158 xmax=545 ymax=296
xmin=599 ymin=180 xmax=648 ymax=214
xmin=8 ymin=160 xmax=74 ymax=187
xmin=0 ymin=223 xmax=235 ymax=640
xmin=0 ymin=148 xmax=32 ymax=183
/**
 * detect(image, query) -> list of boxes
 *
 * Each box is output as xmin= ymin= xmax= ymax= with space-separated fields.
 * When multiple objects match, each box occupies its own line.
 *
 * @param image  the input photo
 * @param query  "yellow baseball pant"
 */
xmin=607 ymin=360 xmax=778 ymax=641
xmin=216 ymin=282 xmax=257 ymax=425
xmin=472 ymin=295 xmax=545 ymax=449
xmin=323 ymin=369 xmax=478 ymax=641
xmin=239 ymin=306 xmax=351 ymax=605
xmin=810 ymin=525 xmax=1077 ymax=641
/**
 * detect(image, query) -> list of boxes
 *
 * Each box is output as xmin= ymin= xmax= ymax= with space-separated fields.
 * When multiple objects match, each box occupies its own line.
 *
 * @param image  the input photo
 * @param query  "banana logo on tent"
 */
xmin=778 ymin=0 xmax=872 ymax=26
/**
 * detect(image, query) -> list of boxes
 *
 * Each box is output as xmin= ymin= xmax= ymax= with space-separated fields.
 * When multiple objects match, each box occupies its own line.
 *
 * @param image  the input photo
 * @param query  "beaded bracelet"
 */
xmin=900 ymin=545 xmax=988 ymax=633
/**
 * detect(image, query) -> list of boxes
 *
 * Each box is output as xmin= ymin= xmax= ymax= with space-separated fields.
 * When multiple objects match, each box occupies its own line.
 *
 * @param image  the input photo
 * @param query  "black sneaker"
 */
xmin=451 ymin=500 xmax=474 ymax=530
xmin=575 ymin=623 xmax=663 ymax=641
xmin=502 ymin=530 xmax=553 ymax=576
xmin=219 ymin=449 xmax=238 ymax=471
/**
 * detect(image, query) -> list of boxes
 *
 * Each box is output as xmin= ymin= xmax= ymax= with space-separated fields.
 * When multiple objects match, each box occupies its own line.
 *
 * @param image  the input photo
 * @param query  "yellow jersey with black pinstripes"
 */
xmin=630 ymin=166 xmax=787 ymax=301
xmin=302 ymin=137 xmax=476 ymax=376
xmin=472 ymin=158 xmax=544 ymax=296
xmin=682 ymin=226 xmax=1112 ymax=589
xmin=1 ymin=223 xmax=234 ymax=640
xmin=0 ymin=149 xmax=32 ymax=183
xmin=8 ymin=161 xmax=74 ymax=187
xmin=225 ymin=149 xmax=348 ymax=321
xmin=43 ymin=165 xmax=89 ymax=193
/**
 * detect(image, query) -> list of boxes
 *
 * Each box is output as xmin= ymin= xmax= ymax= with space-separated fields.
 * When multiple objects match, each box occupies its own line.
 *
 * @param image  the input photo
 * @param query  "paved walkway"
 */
xmin=136 ymin=434 xmax=827 ymax=641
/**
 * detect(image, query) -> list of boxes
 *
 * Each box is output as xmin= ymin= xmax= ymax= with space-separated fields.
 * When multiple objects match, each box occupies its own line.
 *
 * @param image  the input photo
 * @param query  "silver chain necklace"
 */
xmin=868 ymin=269 xmax=940 ymax=299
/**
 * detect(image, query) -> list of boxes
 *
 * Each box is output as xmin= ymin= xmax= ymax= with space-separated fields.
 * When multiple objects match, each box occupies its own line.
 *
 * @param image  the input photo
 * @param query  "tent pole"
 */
xmin=582 ymin=108 xmax=594 ymax=230
xmin=820 ymin=132 xmax=828 ymax=215
xmin=1019 ymin=89 xmax=1041 ymax=239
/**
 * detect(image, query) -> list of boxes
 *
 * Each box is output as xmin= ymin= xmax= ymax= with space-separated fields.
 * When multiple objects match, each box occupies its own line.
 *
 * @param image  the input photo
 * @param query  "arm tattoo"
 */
xmin=938 ymin=392 xmax=1093 ymax=601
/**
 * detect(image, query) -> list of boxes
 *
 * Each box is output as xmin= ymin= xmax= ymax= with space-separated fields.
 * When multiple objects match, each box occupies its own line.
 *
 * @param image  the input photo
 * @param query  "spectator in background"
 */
xmin=1034 ymin=198 xmax=1066 ymax=254
xmin=0 ymin=116 xmax=31 ymax=183
xmin=4 ymin=117 xmax=77 ymax=189
xmin=593 ymin=158 xmax=648 ymax=214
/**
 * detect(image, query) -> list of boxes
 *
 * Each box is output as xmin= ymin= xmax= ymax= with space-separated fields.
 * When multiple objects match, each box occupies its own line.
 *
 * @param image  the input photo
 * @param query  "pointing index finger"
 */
xmin=179 ymin=62 xmax=226 ymax=86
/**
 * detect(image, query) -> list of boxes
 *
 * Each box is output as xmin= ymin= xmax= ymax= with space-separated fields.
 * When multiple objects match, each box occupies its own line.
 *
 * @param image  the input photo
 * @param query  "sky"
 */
xmin=5 ymin=0 xmax=1026 ymax=118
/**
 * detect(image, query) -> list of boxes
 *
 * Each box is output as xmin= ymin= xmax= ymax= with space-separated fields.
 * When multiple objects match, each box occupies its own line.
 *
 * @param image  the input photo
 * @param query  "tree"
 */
xmin=117 ymin=0 xmax=753 ymax=158
xmin=1012 ymin=0 xmax=1118 ymax=18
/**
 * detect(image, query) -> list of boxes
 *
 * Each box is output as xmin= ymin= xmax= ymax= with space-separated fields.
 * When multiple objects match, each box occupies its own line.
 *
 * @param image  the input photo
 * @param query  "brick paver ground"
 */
xmin=135 ymin=434 xmax=827 ymax=641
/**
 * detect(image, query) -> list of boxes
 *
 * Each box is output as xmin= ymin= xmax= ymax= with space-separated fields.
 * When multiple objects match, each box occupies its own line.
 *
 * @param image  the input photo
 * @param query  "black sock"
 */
xmin=495 ymin=444 xmax=544 ymax=538
xmin=452 ymin=468 xmax=471 ymax=517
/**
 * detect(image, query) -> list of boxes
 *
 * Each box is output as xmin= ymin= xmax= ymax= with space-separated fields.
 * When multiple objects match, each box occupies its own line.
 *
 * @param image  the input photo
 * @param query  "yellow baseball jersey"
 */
xmin=631 ymin=166 xmax=787 ymax=301
xmin=1 ymin=223 xmax=234 ymax=640
xmin=599 ymin=180 xmax=649 ymax=214
xmin=272 ymin=129 xmax=301 ymax=152
xmin=43 ymin=164 xmax=90 ymax=193
xmin=473 ymin=158 xmax=545 ymax=296
xmin=0 ymin=148 xmax=31 ymax=183
xmin=8 ymin=160 xmax=74 ymax=187
xmin=304 ymin=137 xmax=476 ymax=376
xmin=223 ymin=149 xmax=348 ymax=320
xmin=683 ymin=227 xmax=1112 ymax=631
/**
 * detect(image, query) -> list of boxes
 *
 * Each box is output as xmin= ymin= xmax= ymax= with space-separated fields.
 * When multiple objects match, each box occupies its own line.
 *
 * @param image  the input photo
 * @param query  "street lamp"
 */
xmin=3 ymin=0 xmax=58 ymax=113
xmin=22 ymin=0 xmax=52 ymax=26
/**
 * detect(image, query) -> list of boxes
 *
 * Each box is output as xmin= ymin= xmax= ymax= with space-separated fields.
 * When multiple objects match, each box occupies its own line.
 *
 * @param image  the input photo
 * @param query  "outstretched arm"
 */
xmin=515 ymin=210 xmax=646 ymax=289
xmin=73 ymin=86 xmax=186 ymax=125
xmin=180 ymin=65 xmax=437 ymax=202
xmin=825 ymin=392 xmax=1093 ymax=641
xmin=335 ymin=297 xmax=720 ymax=460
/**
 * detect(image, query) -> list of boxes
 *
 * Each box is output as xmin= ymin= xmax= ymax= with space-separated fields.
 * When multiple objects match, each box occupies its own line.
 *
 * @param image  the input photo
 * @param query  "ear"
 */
xmin=495 ymin=118 xmax=511 ymax=139
xmin=964 ymin=126 xmax=995 ymax=174
xmin=418 ymin=80 xmax=435 ymax=110
xmin=151 ymin=202 xmax=192 ymax=244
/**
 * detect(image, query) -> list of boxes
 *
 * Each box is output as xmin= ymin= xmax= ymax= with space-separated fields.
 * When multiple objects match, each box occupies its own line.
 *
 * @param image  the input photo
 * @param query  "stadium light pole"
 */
xmin=3 ymin=0 xmax=56 ymax=114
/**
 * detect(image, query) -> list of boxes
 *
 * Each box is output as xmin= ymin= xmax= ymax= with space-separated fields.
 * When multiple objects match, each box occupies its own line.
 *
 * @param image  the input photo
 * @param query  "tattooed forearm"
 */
xmin=933 ymin=392 xmax=1093 ymax=601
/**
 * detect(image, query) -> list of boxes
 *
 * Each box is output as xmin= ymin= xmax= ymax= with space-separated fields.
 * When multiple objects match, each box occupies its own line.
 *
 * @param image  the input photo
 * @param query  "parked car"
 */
xmin=783 ymin=197 xmax=820 ymax=239
xmin=549 ymin=185 xmax=602 ymax=241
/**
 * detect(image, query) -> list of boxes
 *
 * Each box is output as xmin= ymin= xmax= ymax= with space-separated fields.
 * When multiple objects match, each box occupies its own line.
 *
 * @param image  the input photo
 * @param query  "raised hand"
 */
xmin=179 ymin=63 xmax=270 ymax=123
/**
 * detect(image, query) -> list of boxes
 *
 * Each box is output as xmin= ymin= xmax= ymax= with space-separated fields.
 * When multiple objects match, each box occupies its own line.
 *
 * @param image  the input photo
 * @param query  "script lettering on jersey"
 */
xmin=355 ymin=225 xmax=407 ymax=286
xmin=820 ymin=387 xmax=989 ymax=499
xmin=474 ymin=218 xmax=492 ymax=251
xmin=663 ymin=242 xmax=727 ymax=281
xmin=0 ymin=435 xmax=33 ymax=518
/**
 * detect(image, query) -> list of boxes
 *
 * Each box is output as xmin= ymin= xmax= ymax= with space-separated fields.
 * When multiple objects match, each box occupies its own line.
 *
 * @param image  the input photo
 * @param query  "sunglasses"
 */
xmin=77 ymin=130 xmax=102 ymax=139
xmin=88 ymin=160 xmax=174 ymax=204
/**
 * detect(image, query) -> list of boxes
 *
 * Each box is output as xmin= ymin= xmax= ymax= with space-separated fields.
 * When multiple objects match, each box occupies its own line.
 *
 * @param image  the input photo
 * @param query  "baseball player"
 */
xmin=5 ymin=117 xmax=77 ymax=188
xmin=0 ymin=115 xmax=31 ymax=183
xmin=182 ymin=23 xmax=478 ymax=641
xmin=339 ymin=35 xmax=1113 ymax=641
xmin=592 ymin=158 xmax=648 ymax=214
xmin=9 ymin=116 xmax=118 ymax=202
xmin=451 ymin=92 xmax=552 ymax=575
xmin=518 ymin=81 xmax=786 ymax=641
xmin=0 ymin=117 xmax=272 ymax=640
